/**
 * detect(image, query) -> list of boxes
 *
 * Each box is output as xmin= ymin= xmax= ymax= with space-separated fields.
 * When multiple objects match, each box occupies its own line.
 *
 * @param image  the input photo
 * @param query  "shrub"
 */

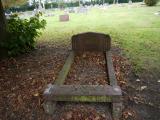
xmin=1 ymin=13 xmax=46 ymax=56
xmin=145 ymin=0 xmax=158 ymax=6
xmin=45 ymin=2 xmax=58 ymax=9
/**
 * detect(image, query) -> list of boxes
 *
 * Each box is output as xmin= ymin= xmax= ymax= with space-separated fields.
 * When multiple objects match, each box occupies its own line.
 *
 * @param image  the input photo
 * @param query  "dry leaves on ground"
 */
xmin=59 ymin=105 xmax=106 ymax=120
xmin=65 ymin=52 xmax=108 ymax=85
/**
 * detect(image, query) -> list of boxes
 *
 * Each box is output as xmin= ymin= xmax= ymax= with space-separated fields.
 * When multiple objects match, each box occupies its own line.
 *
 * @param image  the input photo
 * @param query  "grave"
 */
xmin=77 ymin=7 xmax=88 ymax=14
xmin=68 ymin=7 xmax=76 ymax=13
xmin=45 ymin=13 xmax=54 ymax=17
xmin=154 ymin=11 xmax=160 ymax=16
xmin=59 ymin=14 xmax=69 ymax=22
xmin=43 ymin=32 xmax=122 ymax=120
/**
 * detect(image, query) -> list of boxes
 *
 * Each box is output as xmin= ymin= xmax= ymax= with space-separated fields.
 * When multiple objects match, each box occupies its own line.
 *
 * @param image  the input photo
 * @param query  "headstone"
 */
xmin=59 ymin=14 xmax=69 ymax=22
xmin=77 ymin=7 xmax=88 ymax=14
xmin=129 ymin=0 xmax=132 ymax=4
xmin=154 ymin=11 xmax=160 ymax=16
xmin=99 ymin=4 xmax=109 ymax=10
xmin=5 ymin=13 xmax=11 ymax=19
xmin=68 ymin=8 xmax=75 ymax=13
xmin=45 ymin=13 xmax=54 ymax=17
xmin=72 ymin=32 xmax=111 ymax=52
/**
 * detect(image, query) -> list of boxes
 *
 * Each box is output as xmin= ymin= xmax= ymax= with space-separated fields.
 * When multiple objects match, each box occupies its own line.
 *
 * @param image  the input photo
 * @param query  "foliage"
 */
xmin=45 ymin=2 xmax=58 ymax=9
xmin=5 ymin=4 xmax=35 ymax=13
xmin=4 ymin=0 xmax=145 ymax=13
xmin=144 ymin=0 xmax=158 ymax=6
xmin=2 ymin=0 xmax=27 ymax=8
xmin=2 ymin=13 xmax=46 ymax=56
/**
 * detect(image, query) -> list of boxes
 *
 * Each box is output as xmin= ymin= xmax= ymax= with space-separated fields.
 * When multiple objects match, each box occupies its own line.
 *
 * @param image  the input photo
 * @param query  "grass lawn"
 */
xmin=38 ymin=3 xmax=160 ymax=75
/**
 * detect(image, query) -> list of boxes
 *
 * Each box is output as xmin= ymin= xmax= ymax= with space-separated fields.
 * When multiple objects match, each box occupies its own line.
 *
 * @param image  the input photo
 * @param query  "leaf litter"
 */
xmin=0 ymin=45 xmax=130 ymax=120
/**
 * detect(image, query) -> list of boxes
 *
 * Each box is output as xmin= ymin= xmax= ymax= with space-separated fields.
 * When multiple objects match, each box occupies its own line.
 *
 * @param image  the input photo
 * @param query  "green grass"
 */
xmin=38 ymin=3 xmax=160 ymax=74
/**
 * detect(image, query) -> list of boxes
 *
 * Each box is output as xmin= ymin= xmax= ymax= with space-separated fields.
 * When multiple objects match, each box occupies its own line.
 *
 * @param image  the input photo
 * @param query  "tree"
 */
xmin=0 ymin=0 xmax=29 ymax=57
xmin=0 ymin=0 xmax=7 ymax=57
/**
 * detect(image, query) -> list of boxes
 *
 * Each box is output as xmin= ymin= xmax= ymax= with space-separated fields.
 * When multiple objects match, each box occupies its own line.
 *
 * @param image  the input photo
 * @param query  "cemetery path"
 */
xmin=0 ymin=43 xmax=159 ymax=120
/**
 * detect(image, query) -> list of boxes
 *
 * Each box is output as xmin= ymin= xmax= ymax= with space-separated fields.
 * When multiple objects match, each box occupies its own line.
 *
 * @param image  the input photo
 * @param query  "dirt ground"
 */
xmin=111 ymin=47 xmax=160 ymax=120
xmin=0 ymin=43 xmax=160 ymax=120
xmin=65 ymin=52 xmax=108 ymax=85
xmin=53 ymin=102 xmax=112 ymax=120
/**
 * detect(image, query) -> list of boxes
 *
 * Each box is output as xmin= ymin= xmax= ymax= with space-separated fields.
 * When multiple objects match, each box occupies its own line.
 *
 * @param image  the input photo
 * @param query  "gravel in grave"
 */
xmin=65 ymin=52 xmax=109 ymax=85
xmin=53 ymin=102 xmax=112 ymax=120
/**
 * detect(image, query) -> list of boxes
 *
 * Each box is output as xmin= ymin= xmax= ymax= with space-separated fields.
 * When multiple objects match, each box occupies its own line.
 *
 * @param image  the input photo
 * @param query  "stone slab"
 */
xmin=106 ymin=51 xmax=117 ymax=86
xmin=54 ymin=51 xmax=74 ymax=85
xmin=72 ymin=32 xmax=111 ymax=52
xmin=59 ymin=14 xmax=69 ymax=22
xmin=44 ymin=85 xmax=122 ymax=102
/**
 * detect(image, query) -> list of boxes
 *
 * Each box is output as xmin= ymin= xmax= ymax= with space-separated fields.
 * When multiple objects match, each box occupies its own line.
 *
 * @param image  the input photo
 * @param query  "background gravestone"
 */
xmin=68 ymin=7 xmax=76 ymax=13
xmin=77 ymin=7 xmax=88 ymax=14
xmin=59 ymin=14 xmax=69 ymax=22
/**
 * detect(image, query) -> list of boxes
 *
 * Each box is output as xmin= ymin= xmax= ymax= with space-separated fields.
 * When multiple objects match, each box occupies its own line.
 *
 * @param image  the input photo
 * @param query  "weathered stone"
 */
xmin=106 ymin=51 xmax=117 ymax=86
xmin=43 ymin=52 xmax=74 ymax=114
xmin=59 ymin=14 xmax=69 ymax=22
xmin=44 ymin=85 xmax=122 ymax=102
xmin=54 ymin=51 xmax=74 ymax=85
xmin=72 ymin=32 xmax=111 ymax=52
xmin=112 ymin=102 xmax=123 ymax=120
xmin=43 ymin=101 xmax=56 ymax=115
xmin=77 ymin=7 xmax=88 ymax=13
xmin=43 ymin=32 xmax=122 ymax=120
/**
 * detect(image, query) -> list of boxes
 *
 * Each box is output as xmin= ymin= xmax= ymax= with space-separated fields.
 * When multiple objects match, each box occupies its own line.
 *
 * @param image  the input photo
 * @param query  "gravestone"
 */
xmin=68 ymin=8 xmax=75 ymax=13
xmin=77 ymin=7 xmax=88 ymax=14
xmin=154 ymin=11 xmax=160 ymax=16
xmin=72 ymin=32 xmax=111 ymax=52
xmin=59 ymin=14 xmax=69 ymax=22
xmin=45 ymin=13 xmax=54 ymax=17
xmin=128 ymin=0 xmax=132 ymax=4
xmin=5 ymin=13 xmax=11 ymax=19
xmin=43 ymin=32 xmax=122 ymax=120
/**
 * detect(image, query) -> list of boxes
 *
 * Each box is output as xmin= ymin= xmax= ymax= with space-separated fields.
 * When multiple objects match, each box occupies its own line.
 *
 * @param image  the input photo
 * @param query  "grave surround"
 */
xmin=43 ymin=32 xmax=122 ymax=120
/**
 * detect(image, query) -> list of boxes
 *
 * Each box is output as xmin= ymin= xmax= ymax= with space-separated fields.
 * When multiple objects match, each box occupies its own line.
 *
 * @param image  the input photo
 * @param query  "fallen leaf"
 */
xmin=33 ymin=93 xmax=39 ymax=97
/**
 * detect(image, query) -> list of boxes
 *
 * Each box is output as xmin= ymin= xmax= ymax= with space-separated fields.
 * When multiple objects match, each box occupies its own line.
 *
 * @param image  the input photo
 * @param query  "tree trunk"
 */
xmin=38 ymin=0 xmax=42 ymax=9
xmin=116 ymin=0 xmax=119 ymax=4
xmin=79 ymin=0 xmax=81 ymax=7
xmin=113 ymin=0 xmax=116 ymax=4
xmin=0 ymin=0 xmax=7 ymax=58
xmin=33 ymin=0 xmax=37 ymax=9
